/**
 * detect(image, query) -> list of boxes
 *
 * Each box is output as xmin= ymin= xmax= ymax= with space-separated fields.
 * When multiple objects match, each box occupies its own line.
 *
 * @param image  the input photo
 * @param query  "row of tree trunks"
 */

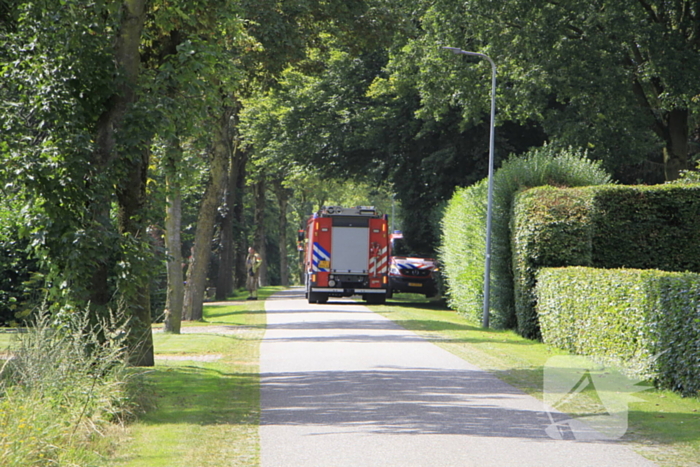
xmin=215 ymin=100 xmax=246 ymax=301
xmin=273 ymin=179 xmax=290 ymax=287
xmin=233 ymin=159 xmax=249 ymax=290
xmin=215 ymin=156 xmax=238 ymax=301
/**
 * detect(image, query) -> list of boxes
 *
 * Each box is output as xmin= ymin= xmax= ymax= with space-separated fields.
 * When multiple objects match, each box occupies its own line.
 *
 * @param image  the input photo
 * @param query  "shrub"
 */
xmin=512 ymin=183 xmax=700 ymax=339
xmin=491 ymin=145 xmax=612 ymax=331
xmin=440 ymin=144 xmax=612 ymax=328
xmin=511 ymin=187 xmax=594 ymax=339
xmin=440 ymin=180 xmax=487 ymax=324
xmin=537 ymin=267 xmax=700 ymax=395
xmin=590 ymin=184 xmax=700 ymax=272
xmin=0 ymin=200 xmax=42 ymax=326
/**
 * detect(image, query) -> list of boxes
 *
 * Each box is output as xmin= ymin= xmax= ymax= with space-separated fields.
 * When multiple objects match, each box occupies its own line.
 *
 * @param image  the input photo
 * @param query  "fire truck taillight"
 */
xmin=311 ymin=274 xmax=317 ymax=283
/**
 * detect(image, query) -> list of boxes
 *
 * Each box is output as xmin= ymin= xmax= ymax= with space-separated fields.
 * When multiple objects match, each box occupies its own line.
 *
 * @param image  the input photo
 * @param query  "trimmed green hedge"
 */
xmin=591 ymin=184 xmax=700 ymax=271
xmin=490 ymin=146 xmax=611 ymax=329
xmin=511 ymin=187 xmax=594 ymax=338
xmin=440 ymin=181 xmax=487 ymax=324
xmin=440 ymin=145 xmax=611 ymax=328
xmin=512 ymin=183 xmax=700 ymax=339
xmin=537 ymin=266 xmax=700 ymax=395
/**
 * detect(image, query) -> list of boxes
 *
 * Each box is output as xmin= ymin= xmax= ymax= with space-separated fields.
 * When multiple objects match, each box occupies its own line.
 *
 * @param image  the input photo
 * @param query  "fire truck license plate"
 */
xmin=409 ymin=282 xmax=422 ymax=287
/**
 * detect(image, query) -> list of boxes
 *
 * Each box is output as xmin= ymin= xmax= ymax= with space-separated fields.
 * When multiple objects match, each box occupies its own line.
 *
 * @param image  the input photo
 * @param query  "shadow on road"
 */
xmin=261 ymin=368 xmax=565 ymax=439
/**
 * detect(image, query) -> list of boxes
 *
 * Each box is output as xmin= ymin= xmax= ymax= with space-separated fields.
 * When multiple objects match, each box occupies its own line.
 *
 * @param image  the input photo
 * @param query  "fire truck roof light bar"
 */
xmin=316 ymin=206 xmax=381 ymax=217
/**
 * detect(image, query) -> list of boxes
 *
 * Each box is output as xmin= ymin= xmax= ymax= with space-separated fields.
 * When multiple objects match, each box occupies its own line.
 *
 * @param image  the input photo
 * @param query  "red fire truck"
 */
xmin=303 ymin=206 xmax=389 ymax=304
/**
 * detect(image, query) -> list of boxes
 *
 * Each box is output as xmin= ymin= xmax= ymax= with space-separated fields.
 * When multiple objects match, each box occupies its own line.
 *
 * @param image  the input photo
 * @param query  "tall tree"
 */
xmin=183 ymin=102 xmax=233 ymax=320
xmin=400 ymin=0 xmax=700 ymax=181
xmin=1 ymin=0 xmax=155 ymax=365
xmin=163 ymin=136 xmax=185 ymax=333
xmin=109 ymin=0 xmax=153 ymax=366
xmin=216 ymin=107 xmax=247 ymax=301
xmin=272 ymin=178 xmax=292 ymax=286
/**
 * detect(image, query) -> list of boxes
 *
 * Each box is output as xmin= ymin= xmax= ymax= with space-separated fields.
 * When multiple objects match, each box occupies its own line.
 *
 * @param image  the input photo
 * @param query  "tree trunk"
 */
xmin=273 ymin=180 xmax=290 ymax=286
xmin=215 ymin=143 xmax=244 ymax=300
xmin=663 ymin=108 xmax=689 ymax=181
xmin=116 ymin=142 xmax=154 ymax=367
xmin=90 ymin=0 xmax=151 ymax=366
xmin=183 ymin=104 xmax=232 ymax=320
xmin=253 ymin=178 xmax=267 ymax=286
xmin=163 ymin=137 xmax=184 ymax=333
xmin=233 ymin=156 xmax=249 ymax=290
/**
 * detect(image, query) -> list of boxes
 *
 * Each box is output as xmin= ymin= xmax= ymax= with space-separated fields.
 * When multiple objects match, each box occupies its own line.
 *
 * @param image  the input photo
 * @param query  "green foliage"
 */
xmin=591 ymin=184 xmax=700 ymax=271
xmin=440 ymin=180 xmax=487 ymax=324
xmin=537 ymin=267 xmax=700 ymax=396
xmin=0 ymin=308 xmax=138 ymax=465
xmin=674 ymin=161 xmax=700 ymax=184
xmin=512 ymin=183 xmax=700 ymax=340
xmin=391 ymin=0 xmax=700 ymax=181
xmin=440 ymin=145 xmax=610 ymax=330
xmin=243 ymin=38 xmax=546 ymax=256
xmin=490 ymin=145 xmax=612 ymax=330
xmin=0 ymin=0 xmax=137 ymax=315
xmin=0 ymin=197 xmax=41 ymax=325
xmin=511 ymin=187 xmax=594 ymax=339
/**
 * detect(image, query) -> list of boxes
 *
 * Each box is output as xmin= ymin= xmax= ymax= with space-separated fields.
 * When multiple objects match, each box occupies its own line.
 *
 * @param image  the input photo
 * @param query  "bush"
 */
xmin=491 ymin=145 xmax=612 ymax=331
xmin=590 ymin=184 xmax=700 ymax=272
xmin=512 ymin=183 xmax=700 ymax=339
xmin=511 ymin=187 xmax=594 ymax=338
xmin=440 ymin=144 xmax=612 ymax=328
xmin=0 ymin=308 xmax=139 ymax=465
xmin=537 ymin=267 xmax=700 ymax=396
xmin=0 ymin=201 xmax=42 ymax=326
xmin=440 ymin=180 xmax=487 ymax=324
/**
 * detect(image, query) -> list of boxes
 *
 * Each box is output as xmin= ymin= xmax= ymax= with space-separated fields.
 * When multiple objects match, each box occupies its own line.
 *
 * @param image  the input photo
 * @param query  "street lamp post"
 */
xmin=441 ymin=46 xmax=496 ymax=329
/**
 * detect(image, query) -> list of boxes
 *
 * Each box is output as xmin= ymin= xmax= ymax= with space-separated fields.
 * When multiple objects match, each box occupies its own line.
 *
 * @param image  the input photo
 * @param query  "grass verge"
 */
xmin=371 ymin=294 xmax=700 ymax=467
xmin=109 ymin=287 xmax=280 ymax=467
xmin=0 ymin=309 xmax=136 ymax=466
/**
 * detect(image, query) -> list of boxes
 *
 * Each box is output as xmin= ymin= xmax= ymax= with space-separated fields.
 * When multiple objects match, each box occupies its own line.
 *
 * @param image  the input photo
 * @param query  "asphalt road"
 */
xmin=259 ymin=288 xmax=654 ymax=466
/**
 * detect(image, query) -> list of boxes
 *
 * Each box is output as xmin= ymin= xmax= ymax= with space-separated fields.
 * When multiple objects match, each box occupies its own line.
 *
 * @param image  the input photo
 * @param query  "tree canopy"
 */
xmin=1 ymin=0 xmax=699 ymax=356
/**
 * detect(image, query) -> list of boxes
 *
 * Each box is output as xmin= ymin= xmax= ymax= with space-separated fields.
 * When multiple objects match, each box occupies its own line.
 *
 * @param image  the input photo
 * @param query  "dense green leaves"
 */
xmin=537 ymin=267 xmax=700 ymax=395
xmin=440 ymin=146 xmax=612 ymax=329
xmin=384 ymin=0 xmax=700 ymax=182
xmin=1 ymin=0 xmax=122 ymax=312
xmin=512 ymin=182 xmax=700 ymax=339
xmin=440 ymin=180 xmax=487 ymax=324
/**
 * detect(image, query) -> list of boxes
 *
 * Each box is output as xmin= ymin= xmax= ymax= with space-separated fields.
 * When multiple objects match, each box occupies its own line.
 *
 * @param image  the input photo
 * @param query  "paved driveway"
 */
xmin=260 ymin=289 xmax=654 ymax=466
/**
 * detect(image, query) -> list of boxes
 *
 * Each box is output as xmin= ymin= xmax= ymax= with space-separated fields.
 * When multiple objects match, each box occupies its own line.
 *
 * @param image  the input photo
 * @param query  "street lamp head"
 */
xmin=441 ymin=46 xmax=463 ymax=54
xmin=440 ymin=46 xmax=492 ymax=64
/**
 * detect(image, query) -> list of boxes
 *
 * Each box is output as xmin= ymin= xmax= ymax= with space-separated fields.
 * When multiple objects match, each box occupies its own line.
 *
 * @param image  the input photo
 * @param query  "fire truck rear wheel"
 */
xmin=308 ymin=292 xmax=328 ymax=304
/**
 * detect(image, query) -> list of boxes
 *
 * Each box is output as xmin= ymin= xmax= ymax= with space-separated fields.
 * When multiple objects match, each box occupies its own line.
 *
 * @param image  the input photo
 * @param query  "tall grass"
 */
xmin=0 ymin=309 xmax=140 ymax=466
